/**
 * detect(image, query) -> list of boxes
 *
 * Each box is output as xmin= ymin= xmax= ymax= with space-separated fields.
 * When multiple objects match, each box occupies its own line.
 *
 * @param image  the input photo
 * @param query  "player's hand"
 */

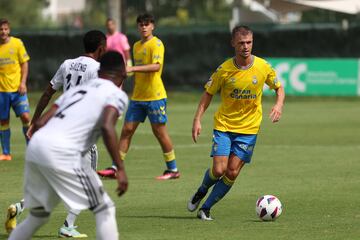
xmin=26 ymin=124 xmax=35 ymax=139
xmin=116 ymin=169 xmax=128 ymax=197
xmin=269 ymin=104 xmax=283 ymax=123
xmin=192 ymin=119 xmax=202 ymax=143
xmin=126 ymin=59 xmax=134 ymax=77
xmin=18 ymin=83 xmax=27 ymax=95
xmin=126 ymin=66 xmax=134 ymax=73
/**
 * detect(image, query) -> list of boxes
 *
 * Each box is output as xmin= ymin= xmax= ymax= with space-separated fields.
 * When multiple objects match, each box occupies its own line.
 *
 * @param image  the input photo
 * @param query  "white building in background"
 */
xmin=42 ymin=0 xmax=86 ymax=22
xmin=230 ymin=0 xmax=360 ymax=29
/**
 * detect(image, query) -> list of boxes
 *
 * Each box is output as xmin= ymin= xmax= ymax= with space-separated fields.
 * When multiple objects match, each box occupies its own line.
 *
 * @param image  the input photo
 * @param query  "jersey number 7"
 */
xmin=55 ymin=90 xmax=87 ymax=119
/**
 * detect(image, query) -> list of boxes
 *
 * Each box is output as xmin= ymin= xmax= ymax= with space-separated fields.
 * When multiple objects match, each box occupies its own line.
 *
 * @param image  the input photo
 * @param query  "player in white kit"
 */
xmin=8 ymin=51 xmax=129 ymax=240
xmin=5 ymin=30 xmax=107 ymax=238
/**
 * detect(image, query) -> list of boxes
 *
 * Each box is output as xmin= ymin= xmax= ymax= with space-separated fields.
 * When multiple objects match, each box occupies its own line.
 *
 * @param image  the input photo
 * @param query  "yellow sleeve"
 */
xmin=205 ymin=66 xmax=223 ymax=95
xmin=151 ymin=39 xmax=164 ymax=65
xmin=17 ymin=39 xmax=30 ymax=64
xmin=265 ymin=62 xmax=281 ymax=90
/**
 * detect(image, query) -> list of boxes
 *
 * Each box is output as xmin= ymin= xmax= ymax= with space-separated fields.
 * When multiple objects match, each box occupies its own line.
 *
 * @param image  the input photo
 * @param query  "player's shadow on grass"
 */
xmin=248 ymin=219 xmax=277 ymax=223
xmin=0 ymin=233 xmax=8 ymax=239
xmin=122 ymin=215 xmax=195 ymax=220
xmin=32 ymin=235 xmax=57 ymax=239
xmin=0 ymin=233 xmax=56 ymax=239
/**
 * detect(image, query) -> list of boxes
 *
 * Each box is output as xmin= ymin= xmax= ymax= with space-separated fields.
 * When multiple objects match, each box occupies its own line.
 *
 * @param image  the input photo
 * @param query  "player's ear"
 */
xmin=231 ymin=38 xmax=235 ymax=48
xmin=97 ymin=45 xmax=106 ymax=59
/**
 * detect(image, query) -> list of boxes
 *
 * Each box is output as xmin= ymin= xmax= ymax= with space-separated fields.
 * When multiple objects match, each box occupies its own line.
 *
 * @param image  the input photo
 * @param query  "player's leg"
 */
xmin=145 ymin=99 xmax=180 ymax=180
xmin=198 ymin=154 xmax=245 ymax=220
xmin=8 ymin=207 xmax=50 ymax=240
xmin=19 ymin=112 xmax=30 ymax=144
xmin=97 ymin=100 xmax=145 ymax=178
xmin=0 ymin=92 xmax=12 ymax=160
xmin=5 ymin=199 xmax=25 ymax=233
xmin=188 ymin=130 xmax=230 ymax=213
xmin=151 ymin=122 xmax=180 ymax=180
xmin=58 ymin=146 xmax=99 ymax=238
xmin=197 ymin=133 xmax=257 ymax=220
xmin=85 ymin=170 xmax=119 ymax=239
xmin=12 ymin=93 xmax=31 ymax=144
xmin=187 ymin=156 xmax=227 ymax=212
xmin=97 ymin=121 xmax=140 ymax=178
xmin=61 ymin=166 xmax=119 ymax=239
xmin=93 ymin=199 xmax=119 ymax=240
xmin=58 ymin=207 xmax=87 ymax=238
xmin=119 ymin=121 xmax=141 ymax=156
xmin=0 ymin=119 xmax=11 ymax=160
xmin=9 ymin=160 xmax=60 ymax=239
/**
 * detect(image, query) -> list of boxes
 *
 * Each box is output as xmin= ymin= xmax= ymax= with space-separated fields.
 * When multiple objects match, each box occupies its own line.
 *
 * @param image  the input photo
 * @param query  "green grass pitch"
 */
xmin=0 ymin=92 xmax=359 ymax=240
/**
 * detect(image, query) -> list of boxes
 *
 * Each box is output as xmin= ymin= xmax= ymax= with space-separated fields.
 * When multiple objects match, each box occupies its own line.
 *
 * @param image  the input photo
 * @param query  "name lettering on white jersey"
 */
xmin=50 ymin=56 xmax=100 ymax=92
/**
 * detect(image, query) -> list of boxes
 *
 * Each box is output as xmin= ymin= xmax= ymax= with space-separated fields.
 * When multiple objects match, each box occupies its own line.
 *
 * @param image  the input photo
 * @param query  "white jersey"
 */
xmin=50 ymin=56 xmax=99 ymax=91
xmin=27 ymin=78 xmax=128 ymax=167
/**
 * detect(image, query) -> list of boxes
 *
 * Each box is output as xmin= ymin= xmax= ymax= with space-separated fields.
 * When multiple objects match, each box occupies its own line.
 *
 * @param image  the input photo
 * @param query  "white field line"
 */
xmin=10 ymin=142 xmax=360 ymax=150
xmin=110 ymin=143 xmax=360 ymax=151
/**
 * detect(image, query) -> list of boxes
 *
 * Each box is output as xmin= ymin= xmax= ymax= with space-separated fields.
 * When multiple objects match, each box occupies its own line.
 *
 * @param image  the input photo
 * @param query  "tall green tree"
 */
xmin=0 ymin=0 xmax=47 ymax=28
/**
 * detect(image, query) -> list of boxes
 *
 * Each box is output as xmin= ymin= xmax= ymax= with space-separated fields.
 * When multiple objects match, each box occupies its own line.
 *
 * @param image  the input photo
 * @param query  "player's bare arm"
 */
xmin=33 ymin=104 xmax=58 ymax=134
xmin=192 ymin=91 xmax=213 ymax=143
xmin=101 ymin=106 xmax=128 ymax=196
xmin=27 ymin=84 xmax=57 ymax=138
xmin=18 ymin=61 xmax=28 ymax=95
xmin=127 ymin=63 xmax=160 ymax=73
xmin=270 ymin=85 xmax=285 ymax=123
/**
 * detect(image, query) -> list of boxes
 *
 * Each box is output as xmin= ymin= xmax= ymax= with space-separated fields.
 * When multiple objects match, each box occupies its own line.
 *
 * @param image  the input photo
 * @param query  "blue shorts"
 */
xmin=125 ymin=99 xmax=167 ymax=124
xmin=211 ymin=130 xmax=257 ymax=163
xmin=0 ymin=92 xmax=30 ymax=120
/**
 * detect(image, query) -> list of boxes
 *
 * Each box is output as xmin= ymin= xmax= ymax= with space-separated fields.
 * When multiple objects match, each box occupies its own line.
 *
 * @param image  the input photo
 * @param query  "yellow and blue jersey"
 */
xmin=0 ymin=37 xmax=30 ymax=92
xmin=131 ymin=36 xmax=166 ymax=101
xmin=205 ymin=56 xmax=281 ymax=134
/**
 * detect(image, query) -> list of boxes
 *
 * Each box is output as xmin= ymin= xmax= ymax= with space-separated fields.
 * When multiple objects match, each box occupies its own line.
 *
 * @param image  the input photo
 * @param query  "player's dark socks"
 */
xmin=64 ymin=220 xmax=69 ymax=227
xmin=201 ymin=176 xmax=234 ymax=209
xmin=0 ymin=128 xmax=11 ymax=155
xmin=192 ymin=190 xmax=207 ymax=204
xmin=22 ymin=126 xmax=29 ymax=144
xmin=198 ymin=168 xmax=219 ymax=193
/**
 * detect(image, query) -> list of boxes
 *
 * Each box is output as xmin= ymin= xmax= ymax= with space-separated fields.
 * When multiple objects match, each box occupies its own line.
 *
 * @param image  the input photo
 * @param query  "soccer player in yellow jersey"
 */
xmin=0 ymin=18 xmax=30 ymax=161
xmin=187 ymin=26 xmax=285 ymax=220
xmin=97 ymin=13 xmax=180 ymax=180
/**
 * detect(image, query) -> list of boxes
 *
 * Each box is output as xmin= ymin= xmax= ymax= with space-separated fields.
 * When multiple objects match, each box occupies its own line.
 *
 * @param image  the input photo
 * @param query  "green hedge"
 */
xmin=19 ymin=26 xmax=360 ymax=91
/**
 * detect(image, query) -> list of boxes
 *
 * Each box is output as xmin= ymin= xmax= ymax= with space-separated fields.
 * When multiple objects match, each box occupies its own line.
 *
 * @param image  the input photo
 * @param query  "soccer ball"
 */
xmin=255 ymin=195 xmax=282 ymax=221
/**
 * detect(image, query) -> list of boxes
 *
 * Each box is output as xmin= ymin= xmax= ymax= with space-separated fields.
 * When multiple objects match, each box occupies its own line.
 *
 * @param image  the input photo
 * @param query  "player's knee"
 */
xmin=225 ymin=168 xmax=240 ymax=180
xmin=151 ymin=123 xmax=166 ymax=136
xmin=91 ymin=193 xmax=115 ymax=214
xmin=121 ymin=126 xmax=135 ymax=139
xmin=29 ymin=207 xmax=51 ymax=222
xmin=20 ymin=113 xmax=30 ymax=123
xmin=0 ymin=119 xmax=9 ymax=125
xmin=212 ymin=166 xmax=226 ymax=178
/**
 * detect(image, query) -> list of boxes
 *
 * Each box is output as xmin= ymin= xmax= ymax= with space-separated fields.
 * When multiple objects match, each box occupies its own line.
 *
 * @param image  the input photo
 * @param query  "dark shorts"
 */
xmin=211 ymin=130 xmax=258 ymax=163
xmin=125 ymin=99 xmax=167 ymax=124
xmin=0 ymin=92 xmax=30 ymax=120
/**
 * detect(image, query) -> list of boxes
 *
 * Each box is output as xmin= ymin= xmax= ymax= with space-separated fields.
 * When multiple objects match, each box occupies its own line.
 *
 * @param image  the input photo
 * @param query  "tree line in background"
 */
xmin=1 ymin=0 xmax=359 ymax=30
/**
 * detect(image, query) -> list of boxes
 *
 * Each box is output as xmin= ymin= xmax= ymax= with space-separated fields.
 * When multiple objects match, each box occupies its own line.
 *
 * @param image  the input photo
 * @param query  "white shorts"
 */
xmin=82 ymin=144 xmax=98 ymax=170
xmin=24 ymin=161 xmax=114 ymax=213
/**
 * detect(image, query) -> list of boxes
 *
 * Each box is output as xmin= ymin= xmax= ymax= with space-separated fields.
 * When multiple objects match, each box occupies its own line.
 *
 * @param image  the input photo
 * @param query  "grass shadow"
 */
xmin=122 ymin=215 xmax=195 ymax=220
xmin=32 ymin=234 xmax=59 ymax=239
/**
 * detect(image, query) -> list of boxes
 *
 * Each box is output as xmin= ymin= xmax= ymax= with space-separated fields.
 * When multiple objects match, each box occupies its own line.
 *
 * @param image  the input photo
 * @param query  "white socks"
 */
xmin=95 ymin=206 xmax=119 ymax=240
xmin=9 ymin=206 xmax=119 ymax=239
xmin=8 ymin=211 xmax=49 ymax=240
xmin=64 ymin=209 xmax=81 ymax=227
